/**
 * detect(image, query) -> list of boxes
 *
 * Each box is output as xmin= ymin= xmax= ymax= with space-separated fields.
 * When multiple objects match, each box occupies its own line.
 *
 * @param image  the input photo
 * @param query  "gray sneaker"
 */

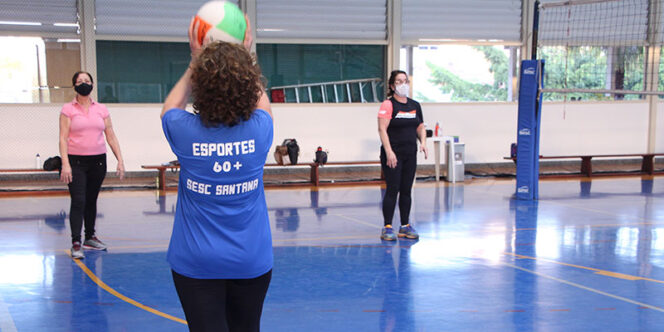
xmin=83 ymin=236 xmax=107 ymax=251
xmin=71 ymin=242 xmax=84 ymax=259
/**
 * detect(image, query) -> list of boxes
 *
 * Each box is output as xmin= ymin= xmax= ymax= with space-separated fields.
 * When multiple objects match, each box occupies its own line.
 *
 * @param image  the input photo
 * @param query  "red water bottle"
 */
xmin=434 ymin=122 xmax=440 ymax=137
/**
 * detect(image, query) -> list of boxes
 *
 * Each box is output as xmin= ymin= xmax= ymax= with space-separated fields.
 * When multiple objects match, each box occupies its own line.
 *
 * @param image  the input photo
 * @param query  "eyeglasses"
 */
xmin=394 ymin=79 xmax=409 ymax=85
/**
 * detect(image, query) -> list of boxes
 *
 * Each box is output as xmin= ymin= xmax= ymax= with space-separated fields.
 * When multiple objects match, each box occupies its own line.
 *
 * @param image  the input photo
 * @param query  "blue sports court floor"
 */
xmin=0 ymin=176 xmax=663 ymax=331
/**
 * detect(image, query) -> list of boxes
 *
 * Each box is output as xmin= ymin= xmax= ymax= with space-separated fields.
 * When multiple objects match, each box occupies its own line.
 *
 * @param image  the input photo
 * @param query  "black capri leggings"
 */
xmin=380 ymin=148 xmax=417 ymax=227
xmin=172 ymin=269 xmax=272 ymax=332
xmin=67 ymin=154 xmax=106 ymax=243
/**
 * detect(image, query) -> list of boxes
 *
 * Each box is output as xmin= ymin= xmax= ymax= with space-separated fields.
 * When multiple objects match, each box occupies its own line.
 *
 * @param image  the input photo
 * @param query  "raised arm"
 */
xmin=161 ymin=17 xmax=200 ymax=118
xmin=256 ymin=89 xmax=272 ymax=118
xmin=242 ymin=14 xmax=272 ymax=118
xmin=161 ymin=67 xmax=193 ymax=118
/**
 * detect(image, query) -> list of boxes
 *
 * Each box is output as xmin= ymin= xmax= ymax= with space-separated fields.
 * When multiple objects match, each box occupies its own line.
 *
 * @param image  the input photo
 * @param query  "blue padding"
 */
xmin=516 ymin=60 xmax=544 ymax=200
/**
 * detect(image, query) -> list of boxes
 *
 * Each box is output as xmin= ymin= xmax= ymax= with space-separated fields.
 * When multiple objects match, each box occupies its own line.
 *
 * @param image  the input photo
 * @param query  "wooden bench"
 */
xmin=0 ymin=168 xmax=57 ymax=173
xmin=141 ymin=164 xmax=181 ymax=190
xmin=504 ymin=153 xmax=664 ymax=177
xmin=309 ymin=161 xmax=383 ymax=186
xmin=142 ymin=161 xmax=383 ymax=190
xmin=143 ymin=163 xmax=318 ymax=190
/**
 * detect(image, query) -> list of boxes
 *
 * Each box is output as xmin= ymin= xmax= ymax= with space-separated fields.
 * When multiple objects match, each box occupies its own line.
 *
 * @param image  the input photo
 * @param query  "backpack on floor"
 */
xmin=314 ymin=147 xmax=328 ymax=165
xmin=43 ymin=156 xmax=62 ymax=171
xmin=282 ymin=139 xmax=299 ymax=165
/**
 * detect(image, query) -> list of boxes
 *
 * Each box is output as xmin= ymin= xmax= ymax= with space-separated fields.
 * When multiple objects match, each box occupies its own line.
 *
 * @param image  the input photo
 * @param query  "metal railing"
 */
xmin=270 ymin=78 xmax=383 ymax=103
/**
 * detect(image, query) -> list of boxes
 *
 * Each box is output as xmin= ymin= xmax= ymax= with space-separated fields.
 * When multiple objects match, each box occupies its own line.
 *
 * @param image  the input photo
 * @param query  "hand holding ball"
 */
xmin=193 ymin=1 xmax=247 ymax=45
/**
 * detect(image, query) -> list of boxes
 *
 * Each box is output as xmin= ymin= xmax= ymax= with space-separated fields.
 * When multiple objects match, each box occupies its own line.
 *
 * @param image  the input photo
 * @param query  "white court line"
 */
xmin=503 ymin=262 xmax=664 ymax=312
xmin=332 ymin=213 xmax=382 ymax=229
xmin=0 ymin=291 xmax=17 ymax=332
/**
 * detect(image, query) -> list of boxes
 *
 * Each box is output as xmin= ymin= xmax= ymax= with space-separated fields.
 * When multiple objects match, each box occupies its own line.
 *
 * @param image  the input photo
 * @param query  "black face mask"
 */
xmin=74 ymin=83 xmax=93 ymax=96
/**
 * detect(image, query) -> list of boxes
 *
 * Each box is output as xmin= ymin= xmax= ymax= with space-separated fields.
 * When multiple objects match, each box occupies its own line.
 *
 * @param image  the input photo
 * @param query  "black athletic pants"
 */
xmin=67 ymin=154 xmax=106 ymax=243
xmin=172 ymin=269 xmax=272 ymax=332
xmin=380 ymin=148 xmax=417 ymax=227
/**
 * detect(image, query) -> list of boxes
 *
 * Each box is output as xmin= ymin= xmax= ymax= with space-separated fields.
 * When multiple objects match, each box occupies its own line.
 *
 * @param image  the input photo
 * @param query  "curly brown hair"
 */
xmin=191 ymin=41 xmax=263 ymax=127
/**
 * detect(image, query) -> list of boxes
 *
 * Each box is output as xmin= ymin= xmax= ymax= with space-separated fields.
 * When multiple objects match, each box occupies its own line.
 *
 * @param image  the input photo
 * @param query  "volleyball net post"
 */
xmin=516 ymin=0 xmax=664 ymax=199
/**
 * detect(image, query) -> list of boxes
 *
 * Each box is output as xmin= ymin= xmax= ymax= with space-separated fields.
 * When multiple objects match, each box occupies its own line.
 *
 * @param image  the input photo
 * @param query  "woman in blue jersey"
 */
xmin=161 ymin=17 xmax=272 ymax=331
xmin=377 ymin=70 xmax=427 ymax=241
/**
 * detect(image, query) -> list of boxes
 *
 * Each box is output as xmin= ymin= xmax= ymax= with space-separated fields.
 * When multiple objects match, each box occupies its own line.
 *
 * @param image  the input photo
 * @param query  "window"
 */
xmin=0 ymin=36 xmax=80 ymax=103
xmin=539 ymin=46 xmax=645 ymax=101
xmin=406 ymin=45 xmax=519 ymax=102
xmin=258 ymin=44 xmax=385 ymax=103
xmin=658 ymin=47 xmax=664 ymax=94
xmin=96 ymin=41 xmax=190 ymax=103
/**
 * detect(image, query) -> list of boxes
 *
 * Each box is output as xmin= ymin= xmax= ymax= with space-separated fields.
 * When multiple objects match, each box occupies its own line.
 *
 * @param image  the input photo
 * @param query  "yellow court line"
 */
xmin=544 ymin=199 xmax=658 ymax=223
xmin=504 ymin=252 xmax=664 ymax=284
xmin=67 ymin=250 xmax=187 ymax=325
xmin=464 ymin=185 xmax=664 ymax=230
xmin=464 ymin=183 xmax=663 ymax=225
xmin=533 ymin=192 xmax=664 ymax=227
xmin=502 ymin=262 xmax=664 ymax=312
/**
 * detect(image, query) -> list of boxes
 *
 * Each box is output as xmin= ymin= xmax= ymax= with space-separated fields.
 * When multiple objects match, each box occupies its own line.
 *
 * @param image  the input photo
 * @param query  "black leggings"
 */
xmin=380 ymin=149 xmax=417 ymax=226
xmin=67 ymin=154 xmax=106 ymax=243
xmin=172 ymin=269 xmax=272 ymax=332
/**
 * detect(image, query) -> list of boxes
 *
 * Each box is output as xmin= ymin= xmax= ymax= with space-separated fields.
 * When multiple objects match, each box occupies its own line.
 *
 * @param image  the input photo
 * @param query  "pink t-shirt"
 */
xmin=61 ymin=99 xmax=109 ymax=155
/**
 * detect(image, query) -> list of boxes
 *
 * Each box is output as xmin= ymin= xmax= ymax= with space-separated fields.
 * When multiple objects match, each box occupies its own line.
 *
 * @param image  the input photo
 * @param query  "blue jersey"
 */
xmin=162 ymin=108 xmax=273 ymax=279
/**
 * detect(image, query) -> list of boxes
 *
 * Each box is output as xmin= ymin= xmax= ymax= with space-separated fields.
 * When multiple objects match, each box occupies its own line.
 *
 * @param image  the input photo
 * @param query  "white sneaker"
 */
xmin=71 ymin=242 xmax=84 ymax=259
xmin=83 ymin=236 xmax=107 ymax=251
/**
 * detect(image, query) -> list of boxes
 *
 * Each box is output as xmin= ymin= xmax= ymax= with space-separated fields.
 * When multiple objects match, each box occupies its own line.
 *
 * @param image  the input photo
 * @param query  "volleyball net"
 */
xmin=515 ymin=0 xmax=664 ymax=199
xmin=535 ymin=0 xmax=664 ymax=100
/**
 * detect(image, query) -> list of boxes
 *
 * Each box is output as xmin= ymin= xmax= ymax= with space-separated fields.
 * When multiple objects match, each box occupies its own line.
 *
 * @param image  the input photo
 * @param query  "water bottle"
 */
xmin=435 ymin=122 xmax=441 ymax=137
xmin=35 ymin=153 xmax=41 ymax=169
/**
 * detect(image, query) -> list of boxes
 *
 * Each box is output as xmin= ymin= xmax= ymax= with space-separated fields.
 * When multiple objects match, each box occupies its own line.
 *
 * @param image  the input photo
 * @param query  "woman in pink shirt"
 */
xmin=59 ymin=71 xmax=125 ymax=259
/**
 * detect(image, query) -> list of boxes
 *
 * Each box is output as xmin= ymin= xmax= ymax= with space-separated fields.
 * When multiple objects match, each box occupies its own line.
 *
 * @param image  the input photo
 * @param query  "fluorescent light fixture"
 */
xmin=56 ymin=38 xmax=80 ymax=43
xmin=419 ymin=38 xmax=456 ymax=42
xmin=258 ymin=28 xmax=285 ymax=32
xmin=0 ymin=20 xmax=42 ymax=26
xmin=53 ymin=22 xmax=79 ymax=27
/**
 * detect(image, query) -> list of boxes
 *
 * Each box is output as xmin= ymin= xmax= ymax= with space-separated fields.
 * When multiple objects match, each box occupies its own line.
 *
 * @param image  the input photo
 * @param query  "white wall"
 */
xmin=1 ymin=100 xmax=662 ymax=171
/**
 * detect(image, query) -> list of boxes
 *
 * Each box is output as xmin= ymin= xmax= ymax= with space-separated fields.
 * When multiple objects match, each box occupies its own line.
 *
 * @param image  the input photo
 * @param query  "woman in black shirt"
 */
xmin=377 ymin=70 xmax=428 ymax=241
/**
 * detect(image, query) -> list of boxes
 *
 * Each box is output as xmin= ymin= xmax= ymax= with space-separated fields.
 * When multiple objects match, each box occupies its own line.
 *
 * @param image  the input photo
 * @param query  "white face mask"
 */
xmin=395 ymin=83 xmax=409 ymax=97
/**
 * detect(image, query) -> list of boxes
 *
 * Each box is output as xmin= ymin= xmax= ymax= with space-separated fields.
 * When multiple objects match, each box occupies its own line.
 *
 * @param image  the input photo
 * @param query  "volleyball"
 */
xmin=194 ymin=1 xmax=246 ymax=45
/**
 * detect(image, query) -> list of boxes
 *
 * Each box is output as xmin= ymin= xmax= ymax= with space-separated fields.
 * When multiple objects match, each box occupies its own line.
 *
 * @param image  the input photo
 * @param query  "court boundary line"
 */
xmin=332 ymin=213 xmax=382 ymax=229
xmin=502 ymin=262 xmax=664 ymax=312
xmin=543 ymin=199 xmax=660 ymax=224
xmin=67 ymin=250 xmax=187 ymax=325
xmin=504 ymin=252 xmax=664 ymax=284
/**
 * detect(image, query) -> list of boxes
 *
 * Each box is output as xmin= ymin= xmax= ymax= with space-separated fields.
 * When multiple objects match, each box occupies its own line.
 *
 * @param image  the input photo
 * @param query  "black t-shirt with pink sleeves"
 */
xmin=378 ymin=97 xmax=423 ymax=154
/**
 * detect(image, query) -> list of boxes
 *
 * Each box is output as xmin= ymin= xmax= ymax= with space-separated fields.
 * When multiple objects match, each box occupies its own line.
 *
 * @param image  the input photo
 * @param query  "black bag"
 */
xmin=43 ymin=156 xmax=62 ymax=171
xmin=510 ymin=143 xmax=517 ymax=159
xmin=282 ymin=139 xmax=299 ymax=165
xmin=314 ymin=147 xmax=327 ymax=165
